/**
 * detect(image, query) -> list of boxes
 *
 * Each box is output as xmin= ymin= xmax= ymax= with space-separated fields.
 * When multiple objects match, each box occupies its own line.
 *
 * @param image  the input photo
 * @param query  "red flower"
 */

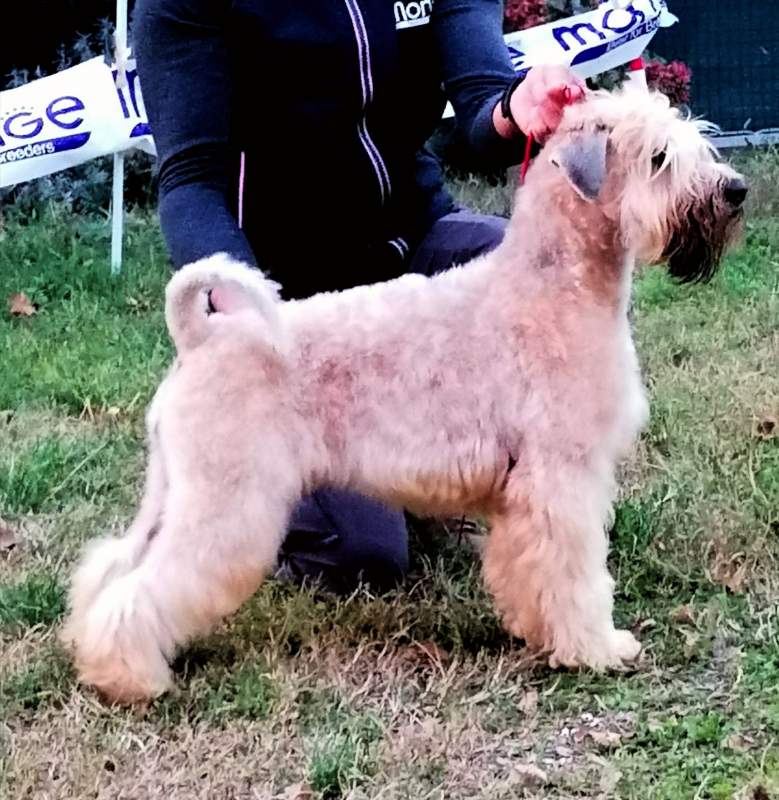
xmin=504 ymin=0 xmax=548 ymax=32
xmin=645 ymin=59 xmax=692 ymax=107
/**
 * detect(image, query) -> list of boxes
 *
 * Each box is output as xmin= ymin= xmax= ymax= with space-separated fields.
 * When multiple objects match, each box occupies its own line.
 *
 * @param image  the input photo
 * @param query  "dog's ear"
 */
xmin=550 ymin=128 xmax=608 ymax=201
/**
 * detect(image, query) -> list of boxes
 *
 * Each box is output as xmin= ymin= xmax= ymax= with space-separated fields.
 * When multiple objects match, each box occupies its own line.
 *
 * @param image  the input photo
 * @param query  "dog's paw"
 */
xmin=609 ymin=628 xmax=642 ymax=664
xmin=548 ymin=628 xmax=641 ymax=672
xmin=76 ymin=651 xmax=174 ymax=706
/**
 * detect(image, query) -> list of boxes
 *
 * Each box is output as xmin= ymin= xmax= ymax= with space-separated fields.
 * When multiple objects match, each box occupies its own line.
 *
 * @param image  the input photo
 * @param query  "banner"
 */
xmin=0 ymin=57 xmax=152 ymax=189
xmin=0 ymin=0 xmax=676 ymax=189
xmin=509 ymin=0 xmax=675 ymax=80
xmin=443 ymin=0 xmax=676 ymax=118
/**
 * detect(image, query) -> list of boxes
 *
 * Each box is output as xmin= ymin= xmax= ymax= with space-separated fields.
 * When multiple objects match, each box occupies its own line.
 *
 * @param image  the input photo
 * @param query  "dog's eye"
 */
xmin=651 ymin=151 xmax=667 ymax=173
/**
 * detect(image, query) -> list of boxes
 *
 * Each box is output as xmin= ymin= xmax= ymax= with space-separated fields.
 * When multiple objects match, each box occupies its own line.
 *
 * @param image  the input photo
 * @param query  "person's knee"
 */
xmin=452 ymin=211 xmax=508 ymax=257
xmin=340 ymin=536 xmax=409 ymax=592
xmin=281 ymin=490 xmax=409 ymax=593
xmin=474 ymin=214 xmax=509 ymax=253
xmin=409 ymin=210 xmax=509 ymax=276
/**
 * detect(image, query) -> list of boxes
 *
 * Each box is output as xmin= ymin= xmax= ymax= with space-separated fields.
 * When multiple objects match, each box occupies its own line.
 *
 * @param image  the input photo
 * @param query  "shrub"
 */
xmin=645 ymin=58 xmax=693 ymax=107
xmin=504 ymin=0 xmax=548 ymax=32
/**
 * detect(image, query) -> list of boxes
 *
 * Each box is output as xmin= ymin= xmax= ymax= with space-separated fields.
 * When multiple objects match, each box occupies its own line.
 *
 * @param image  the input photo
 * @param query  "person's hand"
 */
xmin=507 ymin=65 xmax=586 ymax=142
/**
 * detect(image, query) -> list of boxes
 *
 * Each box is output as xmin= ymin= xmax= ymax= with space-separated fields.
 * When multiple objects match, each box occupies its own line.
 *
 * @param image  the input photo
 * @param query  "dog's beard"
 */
xmin=662 ymin=191 xmax=743 ymax=284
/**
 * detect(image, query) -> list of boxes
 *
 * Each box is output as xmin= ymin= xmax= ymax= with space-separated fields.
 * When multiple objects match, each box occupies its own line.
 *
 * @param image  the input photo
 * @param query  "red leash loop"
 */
xmin=518 ymin=85 xmax=576 ymax=186
xmin=517 ymin=57 xmax=648 ymax=185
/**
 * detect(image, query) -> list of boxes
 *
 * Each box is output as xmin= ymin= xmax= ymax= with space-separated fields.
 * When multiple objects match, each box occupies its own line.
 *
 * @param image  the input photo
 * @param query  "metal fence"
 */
xmin=654 ymin=0 xmax=778 ymax=145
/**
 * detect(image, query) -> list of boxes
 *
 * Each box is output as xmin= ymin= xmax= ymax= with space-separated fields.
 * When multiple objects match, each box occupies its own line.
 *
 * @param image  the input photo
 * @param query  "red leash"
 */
xmin=518 ymin=57 xmax=648 ymax=185
xmin=518 ymin=85 xmax=577 ymax=186
xmin=519 ymin=134 xmax=534 ymax=184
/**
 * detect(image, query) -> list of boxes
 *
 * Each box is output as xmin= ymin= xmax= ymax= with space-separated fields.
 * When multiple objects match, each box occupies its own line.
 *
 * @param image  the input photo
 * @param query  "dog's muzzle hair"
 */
xmin=664 ymin=174 xmax=747 ymax=284
xmin=561 ymin=89 xmax=748 ymax=286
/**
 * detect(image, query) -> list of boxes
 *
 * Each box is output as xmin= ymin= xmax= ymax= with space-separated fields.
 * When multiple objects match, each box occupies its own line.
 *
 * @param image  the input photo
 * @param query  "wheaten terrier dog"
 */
xmin=62 ymin=86 xmax=746 ymax=703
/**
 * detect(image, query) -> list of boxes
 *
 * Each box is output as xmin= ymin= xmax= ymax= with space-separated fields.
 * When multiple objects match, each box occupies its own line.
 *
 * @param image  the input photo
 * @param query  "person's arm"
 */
xmin=133 ymin=0 xmax=257 ymax=269
xmin=432 ymin=0 xmax=584 ymax=165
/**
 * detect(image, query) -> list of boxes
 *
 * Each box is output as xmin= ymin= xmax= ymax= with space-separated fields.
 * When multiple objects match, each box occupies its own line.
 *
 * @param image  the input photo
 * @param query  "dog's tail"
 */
xmin=164 ymin=253 xmax=284 ymax=353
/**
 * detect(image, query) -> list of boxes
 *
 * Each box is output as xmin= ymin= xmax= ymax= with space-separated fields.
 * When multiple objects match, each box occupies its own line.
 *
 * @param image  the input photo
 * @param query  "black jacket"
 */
xmin=133 ymin=0 xmax=525 ymax=297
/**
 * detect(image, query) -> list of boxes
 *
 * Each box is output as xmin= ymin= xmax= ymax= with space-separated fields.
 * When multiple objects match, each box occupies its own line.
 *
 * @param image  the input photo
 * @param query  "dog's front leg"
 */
xmin=483 ymin=467 xmax=640 ymax=671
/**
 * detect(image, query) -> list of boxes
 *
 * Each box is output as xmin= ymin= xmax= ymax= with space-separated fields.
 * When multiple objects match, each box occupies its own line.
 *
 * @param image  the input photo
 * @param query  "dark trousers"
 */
xmin=278 ymin=210 xmax=508 ymax=593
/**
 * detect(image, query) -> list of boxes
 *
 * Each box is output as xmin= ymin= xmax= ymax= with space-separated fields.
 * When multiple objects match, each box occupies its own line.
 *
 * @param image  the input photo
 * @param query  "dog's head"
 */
xmin=544 ymin=85 xmax=746 ymax=282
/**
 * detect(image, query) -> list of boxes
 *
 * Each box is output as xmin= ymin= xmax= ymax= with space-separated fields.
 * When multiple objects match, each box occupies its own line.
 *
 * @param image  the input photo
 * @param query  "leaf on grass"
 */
xmin=8 ymin=292 xmax=37 ymax=317
xmin=587 ymin=729 xmax=623 ymax=748
xmin=670 ymin=605 xmax=696 ymax=626
xmin=414 ymin=639 xmax=449 ymax=664
xmin=724 ymin=733 xmax=757 ymax=752
xmin=0 ymin=520 xmax=19 ymax=553
xmin=710 ymin=540 xmax=749 ymax=594
xmin=399 ymin=640 xmax=450 ymax=671
xmin=753 ymin=414 xmax=778 ymax=440
xmin=715 ymin=561 xmax=748 ymax=594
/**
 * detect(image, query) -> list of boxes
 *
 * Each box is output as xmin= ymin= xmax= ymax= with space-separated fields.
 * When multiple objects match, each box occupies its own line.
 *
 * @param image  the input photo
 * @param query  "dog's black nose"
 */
xmin=723 ymin=177 xmax=748 ymax=207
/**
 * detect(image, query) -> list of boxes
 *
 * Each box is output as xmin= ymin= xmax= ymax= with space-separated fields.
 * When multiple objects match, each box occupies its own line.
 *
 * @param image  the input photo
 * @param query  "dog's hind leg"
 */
xmin=483 ymin=468 xmax=640 ymax=671
xmin=67 ymin=458 xmax=296 ymax=704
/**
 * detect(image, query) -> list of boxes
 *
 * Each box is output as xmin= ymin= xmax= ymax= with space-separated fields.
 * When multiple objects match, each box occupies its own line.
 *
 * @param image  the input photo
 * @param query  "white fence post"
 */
xmin=110 ymin=0 xmax=128 ymax=276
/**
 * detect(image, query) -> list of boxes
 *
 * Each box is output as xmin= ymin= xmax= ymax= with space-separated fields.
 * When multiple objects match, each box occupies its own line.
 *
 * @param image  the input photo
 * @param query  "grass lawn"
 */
xmin=0 ymin=152 xmax=778 ymax=799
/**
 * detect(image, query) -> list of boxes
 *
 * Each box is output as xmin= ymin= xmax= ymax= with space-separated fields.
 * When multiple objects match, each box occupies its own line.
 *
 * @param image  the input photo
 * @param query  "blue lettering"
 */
xmin=114 ymin=69 xmax=142 ymax=120
xmin=113 ymin=70 xmax=130 ymax=119
xmin=46 ymin=96 xmax=85 ymax=130
xmin=602 ymin=5 xmax=645 ymax=34
xmin=553 ymin=22 xmax=607 ymax=52
xmin=127 ymin=69 xmax=142 ymax=118
xmin=507 ymin=45 xmax=526 ymax=70
xmin=4 ymin=112 xmax=44 ymax=140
